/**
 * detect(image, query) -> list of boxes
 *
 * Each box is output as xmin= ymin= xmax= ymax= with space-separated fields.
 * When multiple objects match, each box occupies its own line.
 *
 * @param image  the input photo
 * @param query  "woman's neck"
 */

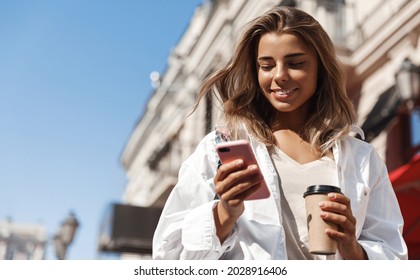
xmin=270 ymin=111 xmax=308 ymax=136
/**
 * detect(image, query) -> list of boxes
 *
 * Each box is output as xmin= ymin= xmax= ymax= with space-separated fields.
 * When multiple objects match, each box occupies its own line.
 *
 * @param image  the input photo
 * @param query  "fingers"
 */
xmin=222 ymin=179 xmax=261 ymax=207
xmin=319 ymin=193 xmax=358 ymax=252
xmin=214 ymin=160 xmax=263 ymax=204
xmin=318 ymin=193 xmax=356 ymax=233
xmin=215 ymin=159 xmax=246 ymax=182
xmin=320 ymin=195 xmax=368 ymax=260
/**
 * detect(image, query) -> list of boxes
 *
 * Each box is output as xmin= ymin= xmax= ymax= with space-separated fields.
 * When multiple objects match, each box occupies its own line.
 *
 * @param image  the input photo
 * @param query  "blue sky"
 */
xmin=0 ymin=0 xmax=203 ymax=259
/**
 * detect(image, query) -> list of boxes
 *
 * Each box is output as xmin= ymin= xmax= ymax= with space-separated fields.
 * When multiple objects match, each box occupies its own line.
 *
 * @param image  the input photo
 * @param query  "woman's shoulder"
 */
xmin=339 ymin=135 xmax=383 ymax=164
xmin=341 ymin=135 xmax=373 ymax=150
xmin=197 ymin=130 xmax=218 ymax=149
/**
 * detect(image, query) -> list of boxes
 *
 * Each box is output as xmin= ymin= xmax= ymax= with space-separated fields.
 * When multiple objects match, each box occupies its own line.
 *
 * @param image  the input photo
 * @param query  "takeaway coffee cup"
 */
xmin=303 ymin=185 xmax=342 ymax=255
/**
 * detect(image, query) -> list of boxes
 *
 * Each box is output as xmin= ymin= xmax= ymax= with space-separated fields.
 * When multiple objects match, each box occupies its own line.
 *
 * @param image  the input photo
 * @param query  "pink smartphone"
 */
xmin=216 ymin=140 xmax=270 ymax=200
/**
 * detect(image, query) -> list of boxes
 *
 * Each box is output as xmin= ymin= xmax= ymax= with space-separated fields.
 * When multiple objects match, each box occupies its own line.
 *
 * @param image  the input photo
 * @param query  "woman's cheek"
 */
xmin=258 ymin=72 xmax=271 ymax=88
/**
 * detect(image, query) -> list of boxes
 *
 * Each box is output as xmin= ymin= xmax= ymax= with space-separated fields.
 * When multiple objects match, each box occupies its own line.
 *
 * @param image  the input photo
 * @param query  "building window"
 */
xmin=278 ymin=0 xmax=296 ymax=7
xmin=316 ymin=0 xmax=345 ymax=12
xmin=315 ymin=0 xmax=347 ymax=46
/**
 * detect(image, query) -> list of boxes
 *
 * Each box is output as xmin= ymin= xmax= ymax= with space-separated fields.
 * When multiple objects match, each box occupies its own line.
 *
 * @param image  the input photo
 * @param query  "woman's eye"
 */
xmin=289 ymin=62 xmax=304 ymax=68
xmin=260 ymin=65 xmax=273 ymax=71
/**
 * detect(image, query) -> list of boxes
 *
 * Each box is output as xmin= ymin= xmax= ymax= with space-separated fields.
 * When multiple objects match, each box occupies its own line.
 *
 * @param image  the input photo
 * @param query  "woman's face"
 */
xmin=257 ymin=32 xmax=318 ymax=115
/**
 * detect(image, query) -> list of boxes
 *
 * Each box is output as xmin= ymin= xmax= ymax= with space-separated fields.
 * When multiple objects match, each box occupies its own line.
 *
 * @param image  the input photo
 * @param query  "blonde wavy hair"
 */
xmin=195 ymin=7 xmax=357 ymax=155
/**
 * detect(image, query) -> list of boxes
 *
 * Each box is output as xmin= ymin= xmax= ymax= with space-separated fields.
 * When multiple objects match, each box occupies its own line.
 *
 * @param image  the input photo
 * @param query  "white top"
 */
xmin=152 ymin=129 xmax=407 ymax=260
xmin=270 ymin=146 xmax=336 ymax=259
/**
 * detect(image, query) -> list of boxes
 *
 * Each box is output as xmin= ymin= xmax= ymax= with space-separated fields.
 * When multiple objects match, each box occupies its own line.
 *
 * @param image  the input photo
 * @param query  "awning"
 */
xmin=389 ymin=154 xmax=420 ymax=259
xmin=359 ymin=86 xmax=401 ymax=142
xmin=97 ymin=203 xmax=162 ymax=256
xmin=389 ymin=154 xmax=420 ymax=190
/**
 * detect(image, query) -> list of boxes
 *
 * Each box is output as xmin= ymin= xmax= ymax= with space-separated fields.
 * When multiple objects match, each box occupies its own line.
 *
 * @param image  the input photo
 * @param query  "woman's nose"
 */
xmin=274 ymin=67 xmax=289 ymax=83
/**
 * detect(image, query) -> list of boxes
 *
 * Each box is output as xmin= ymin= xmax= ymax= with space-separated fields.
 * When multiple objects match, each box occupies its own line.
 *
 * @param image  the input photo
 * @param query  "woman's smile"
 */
xmin=270 ymin=87 xmax=299 ymax=99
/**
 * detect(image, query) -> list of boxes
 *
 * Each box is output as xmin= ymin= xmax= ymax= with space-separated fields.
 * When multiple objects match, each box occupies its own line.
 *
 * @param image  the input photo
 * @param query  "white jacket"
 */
xmin=152 ymin=130 xmax=408 ymax=260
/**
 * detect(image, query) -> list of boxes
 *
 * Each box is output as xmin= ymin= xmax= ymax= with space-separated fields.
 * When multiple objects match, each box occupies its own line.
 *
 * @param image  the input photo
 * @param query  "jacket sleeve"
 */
xmin=358 ymin=148 xmax=408 ymax=260
xmin=152 ymin=133 xmax=238 ymax=259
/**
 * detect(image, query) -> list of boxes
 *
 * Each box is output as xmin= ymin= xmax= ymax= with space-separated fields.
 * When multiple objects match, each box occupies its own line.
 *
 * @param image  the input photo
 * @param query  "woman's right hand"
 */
xmin=213 ymin=159 xmax=263 ymax=243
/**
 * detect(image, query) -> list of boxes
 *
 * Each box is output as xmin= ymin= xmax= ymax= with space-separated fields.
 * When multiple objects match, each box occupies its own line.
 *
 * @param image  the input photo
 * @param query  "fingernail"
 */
xmin=236 ymin=159 xmax=243 ymax=165
xmin=328 ymin=193 xmax=336 ymax=200
xmin=248 ymin=164 xmax=258 ymax=171
xmin=318 ymin=201 xmax=325 ymax=207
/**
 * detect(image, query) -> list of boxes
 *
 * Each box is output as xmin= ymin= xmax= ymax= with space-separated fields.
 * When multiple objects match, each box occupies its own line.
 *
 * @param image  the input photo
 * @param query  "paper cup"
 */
xmin=303 ymin=185 xmax=342 ymax=255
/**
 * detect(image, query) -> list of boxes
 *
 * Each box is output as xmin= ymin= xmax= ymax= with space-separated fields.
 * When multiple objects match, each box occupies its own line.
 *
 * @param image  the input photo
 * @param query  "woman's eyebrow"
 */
xmin=257 ymin=56 xmax=274 ymax=61
xmin=284 ymin=52 xmax=306 ymax=58
xmin=257 ymin=52 xmax=307 ymax=61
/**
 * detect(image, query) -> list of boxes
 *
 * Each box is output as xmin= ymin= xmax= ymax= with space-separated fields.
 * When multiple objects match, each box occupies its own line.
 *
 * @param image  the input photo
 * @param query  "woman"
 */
xmin=152 ymin=6 xmax=407 ymax=260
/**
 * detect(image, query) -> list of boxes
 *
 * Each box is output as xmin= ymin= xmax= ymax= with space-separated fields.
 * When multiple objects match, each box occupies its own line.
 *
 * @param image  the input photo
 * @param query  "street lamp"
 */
xmin=396 ymin=57 xmax=420 ymax=111
xmin=54 ymin=212 xmax=79 ymax=260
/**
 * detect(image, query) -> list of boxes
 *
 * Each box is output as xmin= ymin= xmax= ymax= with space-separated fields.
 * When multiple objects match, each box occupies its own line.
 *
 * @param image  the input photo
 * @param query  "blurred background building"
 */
xmin=0 ymin=212 xmax=79 ymax=260
xmin=97 ymin=0 xmax=420 ymax=259
xmin=0 ymin=219 xmax=47 ymax=260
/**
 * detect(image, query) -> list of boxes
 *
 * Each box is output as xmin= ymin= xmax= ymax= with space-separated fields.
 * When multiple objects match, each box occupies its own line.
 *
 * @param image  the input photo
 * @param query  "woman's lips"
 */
xmin=271 ymin=88 xmax=298 ymax=99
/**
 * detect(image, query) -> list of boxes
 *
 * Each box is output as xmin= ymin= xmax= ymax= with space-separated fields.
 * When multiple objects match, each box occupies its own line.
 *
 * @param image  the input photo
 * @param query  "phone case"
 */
xmin=216 ymin=140 xmax=270 ymax=200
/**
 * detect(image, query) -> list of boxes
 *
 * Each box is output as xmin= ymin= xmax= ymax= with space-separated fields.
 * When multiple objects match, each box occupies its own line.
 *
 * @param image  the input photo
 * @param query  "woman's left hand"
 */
xmin=318 ymin=192 xmax=368 ymax=260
